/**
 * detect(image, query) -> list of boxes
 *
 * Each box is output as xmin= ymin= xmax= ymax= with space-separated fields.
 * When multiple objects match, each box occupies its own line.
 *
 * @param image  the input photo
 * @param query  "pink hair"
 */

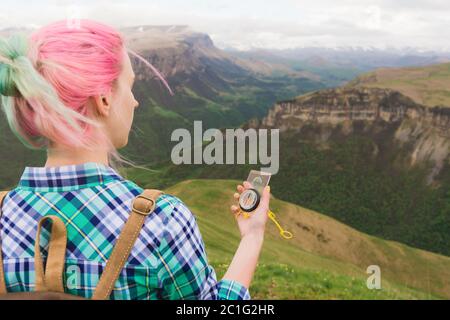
xmin=0 ymin=19 xmax=173 ymax=168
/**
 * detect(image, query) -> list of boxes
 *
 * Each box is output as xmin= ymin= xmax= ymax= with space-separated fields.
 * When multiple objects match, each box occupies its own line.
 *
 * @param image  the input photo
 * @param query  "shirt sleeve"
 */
xmin=155 ymin=194 xmax=251 ymax=300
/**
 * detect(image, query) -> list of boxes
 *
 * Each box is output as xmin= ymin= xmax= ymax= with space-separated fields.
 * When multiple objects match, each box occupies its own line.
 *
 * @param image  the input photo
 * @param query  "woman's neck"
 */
xmin=45 ymin=147 xmax=109 ymax=167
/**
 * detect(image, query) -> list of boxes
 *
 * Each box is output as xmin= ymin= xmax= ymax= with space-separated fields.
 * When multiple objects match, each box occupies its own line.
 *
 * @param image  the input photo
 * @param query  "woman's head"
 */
xmin=92 ymin=48 xmax=140 ymax=149
xmin=0 ymin=19 xmax=172 ymax=164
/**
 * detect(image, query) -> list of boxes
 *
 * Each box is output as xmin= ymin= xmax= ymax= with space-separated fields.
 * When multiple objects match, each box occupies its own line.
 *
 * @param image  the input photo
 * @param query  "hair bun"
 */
xmin=0 ymin=33 xmax=28 ymax=97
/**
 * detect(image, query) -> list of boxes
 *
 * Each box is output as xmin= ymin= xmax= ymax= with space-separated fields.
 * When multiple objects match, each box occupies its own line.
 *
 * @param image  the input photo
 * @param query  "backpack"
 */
xmin=0 ymin=189 xmax=164 ymax=300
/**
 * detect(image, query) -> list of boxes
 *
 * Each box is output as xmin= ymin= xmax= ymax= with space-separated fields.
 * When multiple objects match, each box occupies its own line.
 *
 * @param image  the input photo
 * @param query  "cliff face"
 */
xmin=262 ymin=87 xmax=449 ymax=130
xmin=126 ymin=27 xmax=219 ymax=79
xmin=256 ymin=87 xmax=450 ymax=183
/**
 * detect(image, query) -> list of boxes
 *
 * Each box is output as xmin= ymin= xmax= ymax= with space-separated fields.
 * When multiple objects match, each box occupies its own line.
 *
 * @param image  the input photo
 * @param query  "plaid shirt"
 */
xmin=0 ymin=162 xmax=250 ymax=300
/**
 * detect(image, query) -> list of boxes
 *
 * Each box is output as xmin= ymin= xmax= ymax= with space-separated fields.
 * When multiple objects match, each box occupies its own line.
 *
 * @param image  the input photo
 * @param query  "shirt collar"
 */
xmin=17 ymin=162 xmax=125 ymax=192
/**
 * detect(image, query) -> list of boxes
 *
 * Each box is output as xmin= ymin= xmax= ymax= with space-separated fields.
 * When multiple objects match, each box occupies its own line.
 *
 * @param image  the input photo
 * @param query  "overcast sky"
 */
xmin=0 ymin=0 xmax=449 ymax=51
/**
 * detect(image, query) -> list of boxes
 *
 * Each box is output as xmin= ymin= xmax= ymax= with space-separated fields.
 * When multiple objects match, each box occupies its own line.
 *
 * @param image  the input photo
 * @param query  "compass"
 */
xmin=238 ymin=188 xmax=260 ymax=212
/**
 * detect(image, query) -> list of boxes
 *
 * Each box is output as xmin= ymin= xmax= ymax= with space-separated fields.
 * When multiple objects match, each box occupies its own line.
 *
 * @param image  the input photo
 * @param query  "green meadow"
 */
xmin=127 ymin=178 xmax=450 ymax=299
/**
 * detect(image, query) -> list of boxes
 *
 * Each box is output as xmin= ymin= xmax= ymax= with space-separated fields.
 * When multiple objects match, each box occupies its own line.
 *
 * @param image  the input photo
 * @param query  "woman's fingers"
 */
xmin=260 ymin=186 xmax=271 ymax=209
xmin=230 ymin=205 xmax=240 ymax=214
xmin=234 ymin=192 xmax=240 ymax=200
xmin=236 ymin=181 xmax=252 ymax=195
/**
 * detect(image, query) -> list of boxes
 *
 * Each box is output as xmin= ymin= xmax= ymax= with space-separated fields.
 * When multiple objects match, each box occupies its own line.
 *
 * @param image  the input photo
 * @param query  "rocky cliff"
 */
xmin=252 ymin=87 xmax=450 ymax=183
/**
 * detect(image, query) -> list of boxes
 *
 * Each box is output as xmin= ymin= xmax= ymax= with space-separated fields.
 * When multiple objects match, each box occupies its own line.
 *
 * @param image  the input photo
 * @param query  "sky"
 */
xmin=0 ymin=0 xmax=449 ymax=51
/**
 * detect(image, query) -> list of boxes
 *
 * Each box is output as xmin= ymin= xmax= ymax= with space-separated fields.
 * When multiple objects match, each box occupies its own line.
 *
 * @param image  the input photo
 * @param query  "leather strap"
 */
xmin=0 ymin=191 xmax=9 ymax=295
xmin=34 ymin=216 xmax=67 ymax=293
xmin=92 ymin=189 xmax=164 ymax=300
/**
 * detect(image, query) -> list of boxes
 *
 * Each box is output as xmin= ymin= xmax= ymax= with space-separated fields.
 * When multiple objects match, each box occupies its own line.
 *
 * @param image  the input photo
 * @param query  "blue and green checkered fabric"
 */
xmin=0 ymin=162 xmax=250 ymax=300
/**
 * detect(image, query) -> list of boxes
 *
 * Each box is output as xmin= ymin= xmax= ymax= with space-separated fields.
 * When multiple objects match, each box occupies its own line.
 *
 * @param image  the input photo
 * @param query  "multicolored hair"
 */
xmin=0 ymin=19 xmax=173 ymax=169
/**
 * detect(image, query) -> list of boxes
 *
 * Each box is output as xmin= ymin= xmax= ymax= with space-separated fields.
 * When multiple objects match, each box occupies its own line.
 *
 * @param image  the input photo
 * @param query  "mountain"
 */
xmin=122 ymin=25 xmax=314 ymax=78
xmin=229 ymin=47 xmax=450 ymax=87
xmin=155 ymin=179 xmax=450 ymax=299
xmin=230 ymin=47 xmax=450 ymax=70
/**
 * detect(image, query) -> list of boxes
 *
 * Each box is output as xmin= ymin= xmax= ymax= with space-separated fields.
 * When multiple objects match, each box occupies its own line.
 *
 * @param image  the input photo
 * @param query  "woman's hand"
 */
xmin=223 ymin=182 xmax=270 ymax=288
xmin=230 ymin=181 xmax=271 ymax=239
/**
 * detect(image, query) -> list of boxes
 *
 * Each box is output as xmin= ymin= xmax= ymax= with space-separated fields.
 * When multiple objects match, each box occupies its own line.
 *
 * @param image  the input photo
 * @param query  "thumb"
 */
xmin=260 ymin=186 xmax=271 ymax=209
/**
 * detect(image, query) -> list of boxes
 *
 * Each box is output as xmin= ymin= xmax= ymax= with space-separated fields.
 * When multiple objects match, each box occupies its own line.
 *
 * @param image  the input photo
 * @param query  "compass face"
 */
xmin=239 ymin=188 xmax=260 ymax=212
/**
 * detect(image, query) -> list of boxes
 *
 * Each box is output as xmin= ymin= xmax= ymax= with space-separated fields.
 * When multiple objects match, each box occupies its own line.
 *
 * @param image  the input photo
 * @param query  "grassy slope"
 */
xmin=163 ymin=179 xmax=450 ymax=299
xmin=350 ymin=62 xmax=450 ymax=107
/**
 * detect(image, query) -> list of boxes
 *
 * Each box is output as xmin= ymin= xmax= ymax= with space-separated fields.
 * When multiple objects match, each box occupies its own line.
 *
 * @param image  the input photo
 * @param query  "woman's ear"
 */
xmin=92 ymin=94 xmax=111 ymax=117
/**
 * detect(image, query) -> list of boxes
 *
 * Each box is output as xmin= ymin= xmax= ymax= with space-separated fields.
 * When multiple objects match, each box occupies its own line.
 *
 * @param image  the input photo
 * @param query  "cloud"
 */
xmin=0 ymin=0 xmax=448 ymax=51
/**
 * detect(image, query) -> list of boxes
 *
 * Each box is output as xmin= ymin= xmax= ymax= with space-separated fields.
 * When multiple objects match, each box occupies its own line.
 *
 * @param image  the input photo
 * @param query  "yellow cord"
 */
xmin=235 ymin=208 xmax=293 ymax=240
xmin=268 ymin=210 xmax=293 ymax=239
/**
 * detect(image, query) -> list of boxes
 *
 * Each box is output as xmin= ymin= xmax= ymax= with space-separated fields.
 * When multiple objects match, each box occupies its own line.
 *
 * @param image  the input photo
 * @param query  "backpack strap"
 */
xmin=34 ymin=215 xmax=67 ymax=293
xmin=0 ymin=191 xmax=68 ymax=295
xmin=0 ymin=191 xmax=9 ymax=295
xmin=92 ymin=189 xmax=164 ymax=300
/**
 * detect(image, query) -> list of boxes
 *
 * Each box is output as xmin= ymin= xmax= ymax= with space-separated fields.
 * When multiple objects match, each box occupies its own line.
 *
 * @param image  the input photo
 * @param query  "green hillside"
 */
xmin=161 ymin=179 xmax=450 ymax=299
xmin=349 ymin=62 xmax=450 ymax=107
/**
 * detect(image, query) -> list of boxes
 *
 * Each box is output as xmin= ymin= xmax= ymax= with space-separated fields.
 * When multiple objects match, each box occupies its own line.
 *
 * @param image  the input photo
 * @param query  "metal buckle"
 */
xmin=132 ymin=195 xmax=155 ymax=216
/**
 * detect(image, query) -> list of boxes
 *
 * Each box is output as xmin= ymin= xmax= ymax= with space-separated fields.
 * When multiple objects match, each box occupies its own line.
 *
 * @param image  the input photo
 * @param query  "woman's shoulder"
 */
xmin=154 ymin=193 xmax=195 ymax=223
xmin=116 ymin=179 xmax=197 ymax=226
xmin=141 ymin=192 xmax=200 ymax=251
xmin=153 ymin=192 xmax=181 ymax=213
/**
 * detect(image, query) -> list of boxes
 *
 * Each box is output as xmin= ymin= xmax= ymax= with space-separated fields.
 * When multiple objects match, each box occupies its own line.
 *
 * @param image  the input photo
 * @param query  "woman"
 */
xmin=0 ymin=19 xmax=270 ymax=299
